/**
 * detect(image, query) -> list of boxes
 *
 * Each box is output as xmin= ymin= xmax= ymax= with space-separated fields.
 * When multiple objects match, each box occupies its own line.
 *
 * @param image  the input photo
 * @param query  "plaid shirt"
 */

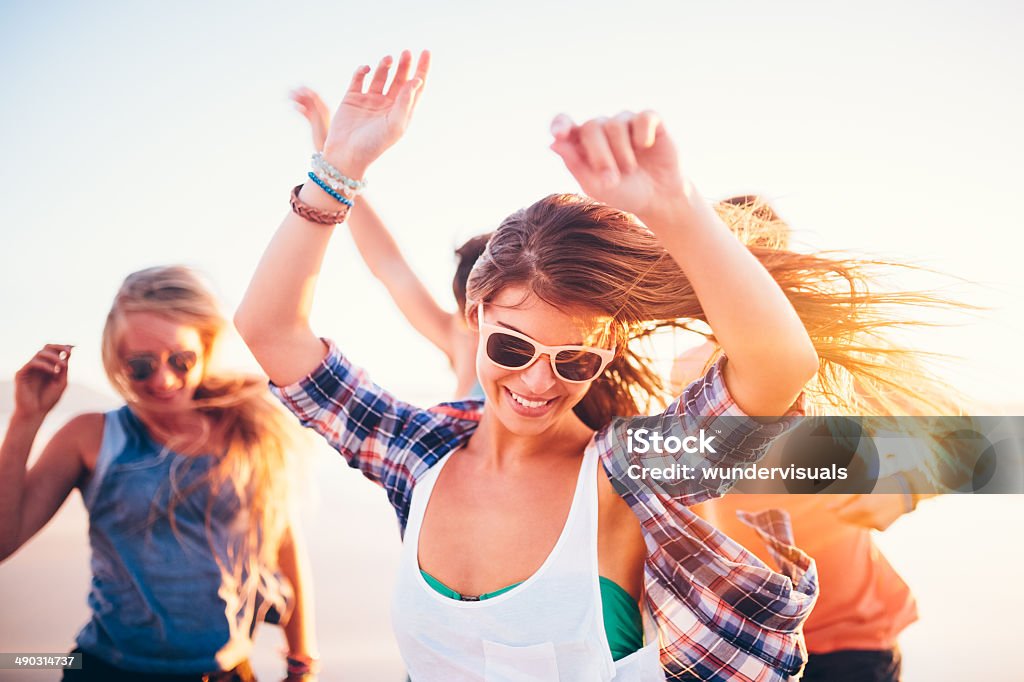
xmin=272 ymin=341 xmax=817 ymax=681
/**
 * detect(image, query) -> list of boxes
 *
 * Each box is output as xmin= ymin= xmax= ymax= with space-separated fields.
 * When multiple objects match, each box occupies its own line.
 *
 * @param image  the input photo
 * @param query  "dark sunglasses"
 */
xmin=123 ymin=350 xmax=198 ymax=382
xmin=477 ymin=304 xmax=615 ymax=383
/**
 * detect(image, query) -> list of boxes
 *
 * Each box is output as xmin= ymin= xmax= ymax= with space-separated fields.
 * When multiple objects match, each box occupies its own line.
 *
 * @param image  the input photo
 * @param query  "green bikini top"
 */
xmin=420 ymin=570 xmax=643 ymax=662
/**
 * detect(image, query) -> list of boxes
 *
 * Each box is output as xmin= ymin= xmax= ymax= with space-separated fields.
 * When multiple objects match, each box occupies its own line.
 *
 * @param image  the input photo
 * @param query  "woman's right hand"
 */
xmin=13 ymin=345 xmax=72 ymax=421
xmin=321 ymin=50 xmax=430 ymax=181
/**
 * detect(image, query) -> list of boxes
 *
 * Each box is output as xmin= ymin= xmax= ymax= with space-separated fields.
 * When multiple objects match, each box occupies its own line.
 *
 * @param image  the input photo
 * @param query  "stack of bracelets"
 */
xmin=289 ymin=151 xmax=368 ymax=225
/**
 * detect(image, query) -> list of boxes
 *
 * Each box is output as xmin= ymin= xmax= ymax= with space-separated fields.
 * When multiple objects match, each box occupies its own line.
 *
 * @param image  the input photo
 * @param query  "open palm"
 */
xmin=322 ymin=50 xmax=430 ymax=179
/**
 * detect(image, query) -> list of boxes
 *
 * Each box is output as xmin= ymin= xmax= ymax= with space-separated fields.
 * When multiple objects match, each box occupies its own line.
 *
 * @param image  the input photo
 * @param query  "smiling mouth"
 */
xmin=504 ymin=387 xmax=556 ymax=413
xmin=147 ymin=391 xmax=181 ymax=401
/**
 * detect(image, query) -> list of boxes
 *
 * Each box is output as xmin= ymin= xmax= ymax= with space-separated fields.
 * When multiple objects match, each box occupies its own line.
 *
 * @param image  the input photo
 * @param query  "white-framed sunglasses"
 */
xmin=477 ymin=304 xmax=615 ymax=383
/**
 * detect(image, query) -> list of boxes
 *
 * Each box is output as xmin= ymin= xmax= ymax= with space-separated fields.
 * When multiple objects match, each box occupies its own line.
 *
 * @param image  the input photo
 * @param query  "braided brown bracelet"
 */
xmin=289 ymin=184 xmax=351 ymax=225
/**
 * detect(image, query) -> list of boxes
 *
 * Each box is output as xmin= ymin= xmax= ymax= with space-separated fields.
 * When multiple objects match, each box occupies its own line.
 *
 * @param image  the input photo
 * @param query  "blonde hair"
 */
xmin=101 ymin=265 xmax=293 ymax=618
xmin=467 ymin=194 xmax=964 ymax=430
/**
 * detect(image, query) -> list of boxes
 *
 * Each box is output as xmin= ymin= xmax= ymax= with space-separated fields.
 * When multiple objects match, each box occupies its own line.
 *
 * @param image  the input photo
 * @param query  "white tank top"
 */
xmin=391 ymin=442 xmax=665 ymax=681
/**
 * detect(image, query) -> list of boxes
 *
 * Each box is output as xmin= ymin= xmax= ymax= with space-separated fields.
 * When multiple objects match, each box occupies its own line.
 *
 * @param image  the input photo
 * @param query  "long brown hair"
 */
xmin=101 ymin=265 xmax=293 ymax=616
xmin=466 ymin=194 xmax=963 ymax=429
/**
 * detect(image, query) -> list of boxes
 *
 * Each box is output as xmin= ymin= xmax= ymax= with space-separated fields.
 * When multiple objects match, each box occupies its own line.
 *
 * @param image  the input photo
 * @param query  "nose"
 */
xmin=152 ymin=364 xmax=179 ymax=391
xmin=519 ymin=353 xmax=558 ymax=395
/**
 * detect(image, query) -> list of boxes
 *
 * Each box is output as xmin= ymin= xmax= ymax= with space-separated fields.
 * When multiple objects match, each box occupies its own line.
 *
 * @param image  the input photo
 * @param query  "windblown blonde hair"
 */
xmin=467 ymin=194 xmax=964 ymax=430
xmin=101 ymin=265 xmax=293 ymax=620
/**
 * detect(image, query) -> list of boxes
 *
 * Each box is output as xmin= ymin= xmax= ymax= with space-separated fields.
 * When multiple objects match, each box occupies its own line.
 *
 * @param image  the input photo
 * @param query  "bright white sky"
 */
xmin=1 ymin=0 xmax=1022 ymax=407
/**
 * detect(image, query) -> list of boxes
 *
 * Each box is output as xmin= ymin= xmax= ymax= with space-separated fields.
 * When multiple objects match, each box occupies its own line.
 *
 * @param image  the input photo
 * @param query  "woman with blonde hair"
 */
xmin=237 ymin=51 xmax=949 ymax=681
xmin=0 ymin=265 xmax=318 ymax=681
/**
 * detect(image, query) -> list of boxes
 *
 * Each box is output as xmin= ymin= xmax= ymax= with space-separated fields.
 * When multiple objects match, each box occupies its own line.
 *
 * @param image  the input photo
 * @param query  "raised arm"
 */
xmin=0 ymin=345 xmax=96 ymax=562
xmin=236 ymin=51 xmax=431 ymax=385
xmin=290 ymin=86 xmax=455 ymax=359
xmin=550 ymin=112 xmax=818 ymax=417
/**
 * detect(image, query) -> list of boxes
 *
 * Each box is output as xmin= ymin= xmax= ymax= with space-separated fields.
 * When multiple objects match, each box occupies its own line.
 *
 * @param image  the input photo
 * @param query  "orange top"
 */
xmin=692 ymin=494 xmax=918 ymax=653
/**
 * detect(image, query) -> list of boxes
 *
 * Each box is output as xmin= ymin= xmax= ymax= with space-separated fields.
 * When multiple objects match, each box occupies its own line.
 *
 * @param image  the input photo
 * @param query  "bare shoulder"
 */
xmin=54 ymin=412 xmax=106 ymax=472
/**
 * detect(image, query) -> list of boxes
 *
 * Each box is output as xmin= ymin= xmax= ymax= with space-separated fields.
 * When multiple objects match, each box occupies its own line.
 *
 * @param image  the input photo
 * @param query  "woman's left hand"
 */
xmin=549 ymin=110 xmax=686 ymax=225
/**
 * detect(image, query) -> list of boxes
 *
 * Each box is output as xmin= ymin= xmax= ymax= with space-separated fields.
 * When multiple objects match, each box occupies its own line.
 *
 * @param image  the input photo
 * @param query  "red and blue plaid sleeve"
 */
xmin=596 ymin=355 xmax=815 ymax=680
xmin=270 ymin=340 xmax=479 ymax=532
xmin=599 ymin=355 xmax=804 ymax=507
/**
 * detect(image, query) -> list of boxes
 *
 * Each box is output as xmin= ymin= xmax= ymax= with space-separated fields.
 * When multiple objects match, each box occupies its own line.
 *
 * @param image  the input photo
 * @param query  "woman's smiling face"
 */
xmin=474 ymin=286 xmax=613 ymax=437
xmin=118 ymin=311 xmax=205 ymax=411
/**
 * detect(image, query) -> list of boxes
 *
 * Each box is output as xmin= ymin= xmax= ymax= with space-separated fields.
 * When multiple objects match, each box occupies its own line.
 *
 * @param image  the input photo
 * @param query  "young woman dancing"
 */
xmin=236 ymin=51 xmax=926 ymax=681
xmin=0 ymin=266 xmax=318 ymax=681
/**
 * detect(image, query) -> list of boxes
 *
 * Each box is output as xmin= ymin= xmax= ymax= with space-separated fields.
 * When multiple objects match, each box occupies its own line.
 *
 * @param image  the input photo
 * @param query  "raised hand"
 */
xmin=321 ymin=50 xmax=430 ymax=181
xmin=13 ymin=345 xmax=72 ymax=421
xmin=290 ymin=86 xmax=331 ymax=151
xmin=549 ymin=110 xmax=685 ymax=225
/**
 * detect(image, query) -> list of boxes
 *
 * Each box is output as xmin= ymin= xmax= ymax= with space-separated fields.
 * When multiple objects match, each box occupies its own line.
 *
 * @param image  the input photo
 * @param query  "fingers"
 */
xmin=405 ymin=50 xmax=431 ymax=110
xmin=390 ymin=50 xmax=430 ymax=120
xmin=551 ymin=112 xmax=652 ymax=184
xmin=290 ymin=86 xmax=329 ymax=115
xmin=367 ymin=55 xmax=393 ymax=95
xmin=549 ymin=137 xmax=591 ymax=183
xmin=392 ymin=77 xmax=425 ymax=125
xmin=604 ymin=114 xmax=638 ymax=175
xmin=550 ymin=113 xmax=575 ymax=141
xmin=386 ymin=50 xmax=413 ymax=97
xmin=631 ymin=110 xmax=661 ymax=149
xmin=578 ymin=119 xmax=621 ymax=185
xmin=346 ymin=64 xmax=372 ymax=94
xmin=290 ymin=89 xmax=317 ymax=122
xmin=20 ymin=345 xmax=73 ymax=375
xmin=309 ymin=91 xmax=330 ymax=119
xmin=25 ymin=358 xmax=66 ymax=375
xmin=347 ymin=50 xmax=429 ymax=103
xmin=412 ymin=50 xmax=431 ymax=90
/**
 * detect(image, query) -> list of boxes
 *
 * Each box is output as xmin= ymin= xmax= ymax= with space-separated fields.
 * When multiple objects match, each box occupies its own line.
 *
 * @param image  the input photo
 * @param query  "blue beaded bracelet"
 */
xmin=307 ymin=172 xmax=355 ymax=207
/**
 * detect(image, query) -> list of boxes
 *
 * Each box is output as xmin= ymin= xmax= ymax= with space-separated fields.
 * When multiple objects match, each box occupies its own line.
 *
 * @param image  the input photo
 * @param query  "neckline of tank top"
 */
xmin=121 ymin=405 xmax=221 ymax=458
xmin=411 ymin=442 xmax=598 ymax=608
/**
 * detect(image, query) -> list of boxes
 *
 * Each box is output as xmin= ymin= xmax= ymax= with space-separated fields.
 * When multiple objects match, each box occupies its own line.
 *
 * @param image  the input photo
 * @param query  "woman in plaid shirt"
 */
xmin=236 ymin=51 xmax=909 ymax=680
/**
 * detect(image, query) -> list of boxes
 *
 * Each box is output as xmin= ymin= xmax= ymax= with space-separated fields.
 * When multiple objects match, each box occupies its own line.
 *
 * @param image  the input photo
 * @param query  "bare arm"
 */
xmin=277 ymin=521 xmax=319 ymax=681
xmin=237 ymin=51 xmax=431 ymax=385
xmin=348 ymin=201 xmax=456 ymax=359
xmin=290 ymin=87 xmax=454 ymax=359
xmin=0 ymin=345 xmax=94 ymax=562
xmin=550 ymin=113 xmax=818 ymax=417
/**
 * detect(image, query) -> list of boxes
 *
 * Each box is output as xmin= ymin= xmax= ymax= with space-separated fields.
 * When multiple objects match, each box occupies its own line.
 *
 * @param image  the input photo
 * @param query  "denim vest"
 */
xmin=76 ymin=406 xmax=287 ymax=673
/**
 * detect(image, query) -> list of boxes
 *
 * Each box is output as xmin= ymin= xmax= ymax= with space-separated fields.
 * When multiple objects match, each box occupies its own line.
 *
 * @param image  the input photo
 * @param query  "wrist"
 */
xmin=319 ymin=147 xmax=369 ymax=183
xmin=633 ymin=178 xmax=703 ymax=232
xmin=9 ymin=409 xmax=45 ymax=432
xmin=285 ymin=652 xmax=320 ymax=677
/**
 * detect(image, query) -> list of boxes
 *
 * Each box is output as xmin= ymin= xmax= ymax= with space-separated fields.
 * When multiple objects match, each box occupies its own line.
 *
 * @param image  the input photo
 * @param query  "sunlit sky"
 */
xmin=1 ymin=1 xmax=1022 ymax=407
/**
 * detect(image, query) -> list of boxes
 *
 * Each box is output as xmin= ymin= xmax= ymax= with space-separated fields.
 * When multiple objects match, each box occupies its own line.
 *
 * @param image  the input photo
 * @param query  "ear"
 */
xmin=464 ymin=301 xmax=480 ymax=332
